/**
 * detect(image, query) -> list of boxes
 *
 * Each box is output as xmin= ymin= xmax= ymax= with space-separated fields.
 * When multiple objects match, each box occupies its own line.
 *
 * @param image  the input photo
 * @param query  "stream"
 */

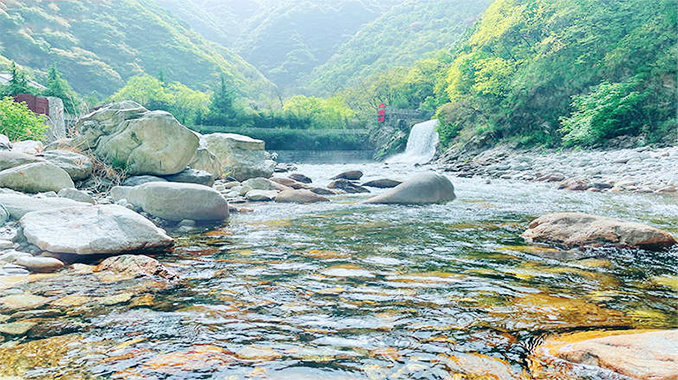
xmin=1 ymin=162 xmax=677 ymax=378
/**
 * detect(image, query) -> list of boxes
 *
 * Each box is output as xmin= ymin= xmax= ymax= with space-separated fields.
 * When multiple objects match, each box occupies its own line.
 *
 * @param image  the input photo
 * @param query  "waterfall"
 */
xmin=387 ymin=119 xmax=439 ymax=164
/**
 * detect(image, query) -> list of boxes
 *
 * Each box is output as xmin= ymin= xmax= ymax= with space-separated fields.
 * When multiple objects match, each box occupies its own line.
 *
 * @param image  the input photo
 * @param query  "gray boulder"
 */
xmin=0 ymin=162 xmax=74 ymax=193
xmin=204 ymin=133 xmax=275 ymax=181
xmin=0 ymin=193 xmax=88 ymax=219
xmin=363 ymin=173 xmax=456 ymax=205
xmin=0 ymin=151 xmax=43 ymax=171
xmin=73 ymin=101 xmax=199 ymax=176
xmin=39 ymin=150 xmax=93 ymax=181
xmin=275 ymin=189 xmax=329 ymax=204
xmin=242 ymin=177 xmax=287 ymax=191
xmin=123 ymin=175 xmax=167 ymax=187
xmin=162 ymin=168 xmax=215 ymax=187
xmin=20 ymin=204 xmax=173 ymax=255
xmin=11 ymin=140 xmax=43 ymax=154
xmin=188 ymin=133 xmax=223 ymax=178
xmin=123 ymin=182 xmax=229 ymax=222
xmin=58 ymin=188 xmax=95 ymax=204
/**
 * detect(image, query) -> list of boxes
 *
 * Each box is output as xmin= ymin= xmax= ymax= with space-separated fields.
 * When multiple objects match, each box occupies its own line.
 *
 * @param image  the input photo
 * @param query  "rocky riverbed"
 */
xmin=439 ymin=144 xmax=678 ymax=194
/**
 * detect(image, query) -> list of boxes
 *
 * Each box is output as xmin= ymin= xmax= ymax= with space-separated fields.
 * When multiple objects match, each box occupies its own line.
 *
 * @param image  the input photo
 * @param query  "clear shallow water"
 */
xmin=1 ymin=163 xmax=677 ymax=379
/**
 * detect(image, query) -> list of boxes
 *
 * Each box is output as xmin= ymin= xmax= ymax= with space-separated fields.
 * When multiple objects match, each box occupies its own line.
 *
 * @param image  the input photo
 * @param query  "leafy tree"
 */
xmin=42 ymin=65 xmax=80 ymax=114
xmin=283 ymin=95 xmax=355 ymax=129
xmin=0 ymin=96 xmax=49 ymax=141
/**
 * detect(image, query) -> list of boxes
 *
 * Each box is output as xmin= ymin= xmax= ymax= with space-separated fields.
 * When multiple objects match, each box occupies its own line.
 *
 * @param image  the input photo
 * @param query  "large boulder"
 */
xmin=363 ymin=173 xmax=456 ymax=205
xmin=188 ymin=133 xmax=223 ymax=178
xmin=39 ymin=150 xmax=93 ymax=181
xmin=73 ymin=101 xmax=199 ymax=176
xmin=120 ymin=182 xmax=229 ymax=222
xmin=0 ymin=162 xmax=74 ymax=193
xmin=0 ymin=193 xmax=88 ymax=219
xmin=522 ymin=212 xmax=677 ymax=250
xmin=19 ymin=204 xmax=173 ymax=255
xmin=203 ymin=133 xmax=275 ymax=181
xmin=531 ymin=330 xmax=678 ymax=380
xmin=275 ymin=189 xmax=329 ymax=204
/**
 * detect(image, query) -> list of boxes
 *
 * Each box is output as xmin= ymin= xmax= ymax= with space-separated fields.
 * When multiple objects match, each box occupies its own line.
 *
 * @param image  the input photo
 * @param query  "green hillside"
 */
xmin=306 ymin=0 xmax=492 ymax=94
xmin=158 ymin=0 xmax=401 ymax=92
xmin=0 ymin=0 xmax=276 ymax=100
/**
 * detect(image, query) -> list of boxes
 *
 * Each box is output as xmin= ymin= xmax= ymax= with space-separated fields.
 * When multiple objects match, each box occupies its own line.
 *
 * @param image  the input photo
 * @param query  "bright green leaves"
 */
xmin=0 ymin=96 xmax=49 ymax=141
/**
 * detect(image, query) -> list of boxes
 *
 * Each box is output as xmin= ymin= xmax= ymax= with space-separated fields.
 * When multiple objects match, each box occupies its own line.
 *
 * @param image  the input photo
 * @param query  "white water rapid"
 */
xmin=387 ymin=119 xmax=439 ymax=164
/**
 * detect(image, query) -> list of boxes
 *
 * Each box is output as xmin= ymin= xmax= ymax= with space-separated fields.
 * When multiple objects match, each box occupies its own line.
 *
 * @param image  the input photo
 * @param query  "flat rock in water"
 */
xmin=95 ymin=254 xmax=179 ymax=282
xmin=328 ymin=179 xmax=370 ymax=194
xmin=522 ymin=212 xmax=677 ymax=250
xmin=0 ymin=193 xmax=88 ymax=219
xmin=246 ymin=189 xmax=278 ymax=201
xmin=532 ymin=330 xmax=678 ymax=380
xmin=125 ymin=182 xmax=229 ymax=222
xmin=310 ymin=187 xmax=335 ymax=196
xmin=363 ymin=173 xmax=455 ymax=204
xmin=0 ymin=162 xmax=74 ymax=193
xmin=203 ymin=133 xmax=275 ymax=181
xmin=288 ymin=173 xmax=312 ymax=184
xmin=271 ymin=177 xmax=308 ymax=189
xmin=15 ymin=256 xmax=65 ymax=273
xmin=331 ymin=170 xmax=363 ymax=181
xmin=19 ymin=204 xmax=173 ymax=255
xmin=362 ymin=178 xmax=402 ymax=188
xmin=275 ymin=189 xmax=329 ymax=204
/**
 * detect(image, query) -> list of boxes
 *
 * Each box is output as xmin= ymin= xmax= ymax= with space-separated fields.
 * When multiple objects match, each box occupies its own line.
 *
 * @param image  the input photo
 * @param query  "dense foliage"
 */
xmin=0 ymin=96 xmax=49 ymax=141
xmin=0 ymin=0 xmax=275 ymax=99
xmin=435 ymin=0 xmax=678 ymax=147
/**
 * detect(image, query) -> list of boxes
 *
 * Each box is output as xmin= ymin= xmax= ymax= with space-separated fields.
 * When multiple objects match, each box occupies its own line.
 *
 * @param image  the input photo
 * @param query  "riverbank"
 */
xmin=438 ymin=144 xmax=678 ymax=194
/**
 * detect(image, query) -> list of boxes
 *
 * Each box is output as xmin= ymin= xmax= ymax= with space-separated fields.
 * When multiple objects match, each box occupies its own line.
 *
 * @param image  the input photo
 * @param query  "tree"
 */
xmin=0 ymin=96 xmax=49 ymax=141
xmin=43 ymin=65 xmax=80 ymax=114
xmin=205 ymin=74 xmax=239 ymax=126
xmin=6 ymin=62 xmax=30 ymax=96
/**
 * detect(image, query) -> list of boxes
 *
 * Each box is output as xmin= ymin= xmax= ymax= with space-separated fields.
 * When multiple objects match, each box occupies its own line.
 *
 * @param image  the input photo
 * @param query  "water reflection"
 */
xmin=0 ymin=163 xmax=676 ymax=378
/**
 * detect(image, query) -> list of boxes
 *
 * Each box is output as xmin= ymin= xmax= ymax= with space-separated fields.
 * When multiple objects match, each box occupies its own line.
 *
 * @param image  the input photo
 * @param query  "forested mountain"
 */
xmin=432 ymin=0 xmax=677 ymax=147
xmin=0 ymin=0 xmax=276 ymax=100
xmin=158 ymin=0 xmax=401 ymax=92
xmin=306 ymin=0 xmax=492 ymax=94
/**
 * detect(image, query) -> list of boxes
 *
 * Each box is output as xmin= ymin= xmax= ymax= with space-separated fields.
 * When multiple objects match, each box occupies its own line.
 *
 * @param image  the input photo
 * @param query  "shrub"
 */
xmin=0 ymin=96 xmax=49 ymax=141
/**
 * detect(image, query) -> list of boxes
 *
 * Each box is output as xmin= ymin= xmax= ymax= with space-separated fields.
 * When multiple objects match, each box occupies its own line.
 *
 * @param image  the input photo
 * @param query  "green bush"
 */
xmin=436 ymin=101 xmax=482 ymax=147
xmin=560 ymin=78 xmax=648 ymax=146
xmin=0 ymin=96 xmax=49 ymax=141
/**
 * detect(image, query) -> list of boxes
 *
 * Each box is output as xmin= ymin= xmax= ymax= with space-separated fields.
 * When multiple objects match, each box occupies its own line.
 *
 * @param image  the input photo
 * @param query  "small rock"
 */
xmin=0 ymin=239 xmax=13 ymax=250
xmin=275 ymin=189 xmax=329 ymax=204
xmin=242 ymin=177 xmax=287 ymax=191
xmin=162 ymin=168 xmax=215 ymax=187
xmin=310 ymin=187 xmax=335 ymax=196
xmin=0 ymin=294 xmax=50 ymax=310
xmin=288 ymin=173 xmax=312 ymax=184
xmin=331 ymin=170 xmax=363 ymax=181
xmin=94 ymin=255 xmax=179 ymax=282
xmin=271 ymin=177 xmax=308 ymax=189
xmin=15 ymin=256 xmax=64 ymax=273
xmin=245 ymin=190 xmax=278 ymax=201
xmin=0 ymin=321 xmax=37 ymax=335
xmin=328 ymin=179 xmax=370 ymax=194
xmin=38 ymin=150 xmax=93 ymax=181
xmin=11 ymin=140 xmax=43 ymax=154
xmin=362 ymin=178 xmax=402 ymax=188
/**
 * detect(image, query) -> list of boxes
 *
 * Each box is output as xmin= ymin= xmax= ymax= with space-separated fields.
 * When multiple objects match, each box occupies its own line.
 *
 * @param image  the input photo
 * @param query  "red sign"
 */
xmin=377 ymin=103 xmax=386 ymax=123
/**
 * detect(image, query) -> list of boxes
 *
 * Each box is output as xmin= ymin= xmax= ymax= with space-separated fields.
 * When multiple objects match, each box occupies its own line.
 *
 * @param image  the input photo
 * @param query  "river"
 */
xmin=1 ymin=162 xmax=677 ymax=378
